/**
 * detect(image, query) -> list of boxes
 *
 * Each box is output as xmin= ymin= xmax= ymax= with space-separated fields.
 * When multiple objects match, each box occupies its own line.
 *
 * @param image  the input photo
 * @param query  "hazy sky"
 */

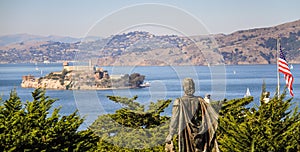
xmin=0 ymin=0 xmax=299 ymax=38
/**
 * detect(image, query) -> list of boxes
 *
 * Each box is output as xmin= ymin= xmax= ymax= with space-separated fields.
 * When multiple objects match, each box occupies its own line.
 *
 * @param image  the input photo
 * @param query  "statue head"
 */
xmin=183 ymin=78 xmax=195 ymax=96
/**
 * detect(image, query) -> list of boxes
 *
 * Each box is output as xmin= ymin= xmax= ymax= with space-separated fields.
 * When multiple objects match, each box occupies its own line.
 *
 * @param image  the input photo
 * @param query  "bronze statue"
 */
xmin=165 ymin=78 xmax=219 ymax=152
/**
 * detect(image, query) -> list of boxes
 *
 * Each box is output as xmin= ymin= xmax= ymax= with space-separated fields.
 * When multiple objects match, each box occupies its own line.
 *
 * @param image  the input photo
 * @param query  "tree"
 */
xmin=91 ymin=84 xmax=299 ymax=151
xmin=129 ymin=73 xmax=145 ymax=87
xmin=0 ymin=88 xmax=99 ymax=151
xmin=90 ymin=95 xmax=172 ymax=151
xmin=217 ymin=84 xmax=300 ymax=152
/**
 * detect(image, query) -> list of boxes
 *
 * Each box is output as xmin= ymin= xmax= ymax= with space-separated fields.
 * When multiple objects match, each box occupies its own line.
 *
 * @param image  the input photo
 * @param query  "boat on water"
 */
xmin=290 ymin=64 xmax=293 ymax=70
xmin=244 ymin=88 xmax=251 ymax=97
xmin=140 ymin=81 xmax=150 ymax=88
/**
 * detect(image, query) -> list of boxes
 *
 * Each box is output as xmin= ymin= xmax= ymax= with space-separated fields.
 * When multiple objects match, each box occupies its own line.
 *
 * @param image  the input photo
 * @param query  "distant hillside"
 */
xmin=0 ymin=34 xmax=102 ymax=46
xmin=0 ymin=34 xmax=44 ymax=46
xmin=0 ymin=19 xmax=299 ymax=65
xmin=214 ymin=19 xmax=300 ymax=64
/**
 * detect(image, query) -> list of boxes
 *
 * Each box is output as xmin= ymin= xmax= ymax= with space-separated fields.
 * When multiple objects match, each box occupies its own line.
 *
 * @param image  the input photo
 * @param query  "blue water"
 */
xmin=1 ymin=63 xmax=299 ymax=128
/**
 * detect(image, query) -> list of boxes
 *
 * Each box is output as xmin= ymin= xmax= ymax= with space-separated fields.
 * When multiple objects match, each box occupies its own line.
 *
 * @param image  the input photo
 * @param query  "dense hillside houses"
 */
xmin=1 ymin=19 xmax=300 ymax=65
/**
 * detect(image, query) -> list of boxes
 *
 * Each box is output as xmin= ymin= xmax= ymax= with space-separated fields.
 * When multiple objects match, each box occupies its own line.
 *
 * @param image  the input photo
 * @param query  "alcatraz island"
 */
xmin=21 ymin=62 xmax=147 ymax=90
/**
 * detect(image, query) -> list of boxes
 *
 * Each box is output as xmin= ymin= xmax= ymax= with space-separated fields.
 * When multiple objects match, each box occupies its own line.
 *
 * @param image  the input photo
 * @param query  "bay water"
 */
xmin=0 ymin=63 xmax=299 ymax=128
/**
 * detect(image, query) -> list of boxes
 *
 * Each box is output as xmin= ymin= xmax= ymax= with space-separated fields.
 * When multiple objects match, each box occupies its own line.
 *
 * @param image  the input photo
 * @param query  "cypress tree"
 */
xmin=0 ymin=88 xmax=99 ymax=151
xmin=217 ymin=84 xmax=300 ymax=152
xmin=90 ymin=95 xmax=172 ymax=151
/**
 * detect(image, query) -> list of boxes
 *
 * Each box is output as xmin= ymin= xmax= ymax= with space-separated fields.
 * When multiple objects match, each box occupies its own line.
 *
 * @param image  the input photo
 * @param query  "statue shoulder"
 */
xmin=197 ymin=96 xmax=204 ymax=99
xmin=197 ymin=96 xmax=205 ymax=103
xmin=173 ymin=98 xmax=181 ymax=106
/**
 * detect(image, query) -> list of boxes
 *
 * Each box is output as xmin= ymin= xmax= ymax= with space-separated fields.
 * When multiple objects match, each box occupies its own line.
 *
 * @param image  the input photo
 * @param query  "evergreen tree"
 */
xmin=91 ymin=84 xmax=299 ymax=151
xmin=0 ymin=88 xmax=99 ymax=151
xmin=90 ymin=95 xmax=172 ymax=151
xmin=217 ymin=84 xmax=300 ymax=152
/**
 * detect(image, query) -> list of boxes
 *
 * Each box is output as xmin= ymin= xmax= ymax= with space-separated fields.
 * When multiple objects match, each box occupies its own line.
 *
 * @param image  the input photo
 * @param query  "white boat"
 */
xmin=244 ymin=88 xmax=251 ymax=97
xmin=290 ymin=64 xmax=293 ymax=70
xmin=140 ymin=81 xmax=150 ymax=87
xmin=35 ymin=62 xmax=38 ymax=70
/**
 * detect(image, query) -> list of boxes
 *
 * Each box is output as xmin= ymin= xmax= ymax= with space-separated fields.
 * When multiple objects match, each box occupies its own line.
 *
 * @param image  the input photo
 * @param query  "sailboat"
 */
xmin=35 ymin=62 xmax=39 ymax=70
xmin=290 ymin=64 xmax=293 ymax=70
xmin=244 ymin=88 xmax=251 ymax=97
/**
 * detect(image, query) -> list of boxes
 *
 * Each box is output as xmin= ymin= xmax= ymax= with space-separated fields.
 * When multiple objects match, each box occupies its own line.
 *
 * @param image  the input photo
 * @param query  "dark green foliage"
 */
xmin=59 ymin=69 xmax=69 ymax=85
xmin=259 ymin=51 xmax=274 ymax=64
xmin=111 ymin=74 xmax=130 ymax=88
xmin=210 ymin=99 xmax=225 ymax=113
xmin=107 ymin=95 xmax=143 ymax=111
xmin=90 ymin=95 xmax=172 ymax=151
xmin=264 ymin=37 xmax=277 ymax=50
xmin=221 ymin=48 xmax=248 ymax=64
xmin=44 ymin=72 xmax=61 ymax=80
xmin=0 ymin=88 xmax=99 ymax=151
xmin=106 ymin=96 xmax=171 ymax=129
xmin=91 ymin=84 xmax=299 ymax=151
xmin=263 ymin=33 xmax=300 ymax=60
xmin=129 ymin=73 xmax=145 ymax=87
xmin=217 ymin=84 xmax=300 ymax=152
xmin=61 ymin=69 xmax=69 ymax=77
xmin=5 ymin=85 xmax=297 ymax=151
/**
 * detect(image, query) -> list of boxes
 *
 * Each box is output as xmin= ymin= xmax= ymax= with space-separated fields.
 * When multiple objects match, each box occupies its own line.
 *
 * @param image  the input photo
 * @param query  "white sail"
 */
xmin=290 ymin=64 xmax=293 ymax=70
xmin=244 ymin=88 xmax=251 ymax=97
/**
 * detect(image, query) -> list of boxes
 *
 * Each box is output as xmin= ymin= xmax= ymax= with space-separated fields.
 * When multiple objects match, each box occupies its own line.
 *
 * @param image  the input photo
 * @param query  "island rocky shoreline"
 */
xmin=21 ymin=62 xmax=146 ymax=90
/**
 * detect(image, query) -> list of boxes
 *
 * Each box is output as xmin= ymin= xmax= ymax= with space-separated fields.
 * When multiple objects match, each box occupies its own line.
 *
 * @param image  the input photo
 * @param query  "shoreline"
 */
xmin=20 ymin=62 xmax=147 ymax=91
xmin=20 ymin=86 xmax=146 ymax=91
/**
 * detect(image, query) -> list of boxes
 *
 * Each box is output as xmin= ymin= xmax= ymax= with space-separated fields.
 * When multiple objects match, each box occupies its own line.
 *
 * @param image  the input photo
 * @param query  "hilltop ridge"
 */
xmin=214 ymin=19 xmax=300 ymax=64
xmin=0 ymin=19 xmax=299 ymax=65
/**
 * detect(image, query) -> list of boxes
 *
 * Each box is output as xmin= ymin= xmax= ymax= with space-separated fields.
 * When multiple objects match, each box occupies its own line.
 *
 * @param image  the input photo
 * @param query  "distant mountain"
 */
xmin=0 ymin=34 xmax=44 ymax=46
xmin=0 ymin=19 xmax=299 ymax=65
xmin=90 ymin=20 xmax=300 ymax=66
xmin=43 ymin=35 xmax=81 ymax=43
xmin=0 ymin=34 xmax=102 ymax=46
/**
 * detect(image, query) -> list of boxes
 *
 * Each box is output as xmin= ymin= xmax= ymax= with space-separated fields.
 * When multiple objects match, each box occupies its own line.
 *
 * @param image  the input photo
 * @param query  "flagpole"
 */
xmin=276 ymin=37 xmax=280 ymax=98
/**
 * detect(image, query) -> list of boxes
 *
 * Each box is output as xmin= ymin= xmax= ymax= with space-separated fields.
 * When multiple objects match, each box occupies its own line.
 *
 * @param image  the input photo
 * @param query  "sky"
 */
xmin=0 ymin=0 xmax=299 ymax=38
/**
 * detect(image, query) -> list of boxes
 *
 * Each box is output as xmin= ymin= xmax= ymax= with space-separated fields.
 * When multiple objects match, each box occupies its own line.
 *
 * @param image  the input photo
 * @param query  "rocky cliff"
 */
xmin=21 ymin=66 xmax=146 ymax=90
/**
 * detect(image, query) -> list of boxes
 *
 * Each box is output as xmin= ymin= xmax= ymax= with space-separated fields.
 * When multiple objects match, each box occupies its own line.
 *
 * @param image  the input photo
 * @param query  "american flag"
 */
xmin=278 ymin=46 xmax=294 ymax=96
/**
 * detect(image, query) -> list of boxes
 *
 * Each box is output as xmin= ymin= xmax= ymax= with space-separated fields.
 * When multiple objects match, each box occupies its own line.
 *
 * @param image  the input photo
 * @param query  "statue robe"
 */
xmin=168 ymin=95 xmax=219 ymax=152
